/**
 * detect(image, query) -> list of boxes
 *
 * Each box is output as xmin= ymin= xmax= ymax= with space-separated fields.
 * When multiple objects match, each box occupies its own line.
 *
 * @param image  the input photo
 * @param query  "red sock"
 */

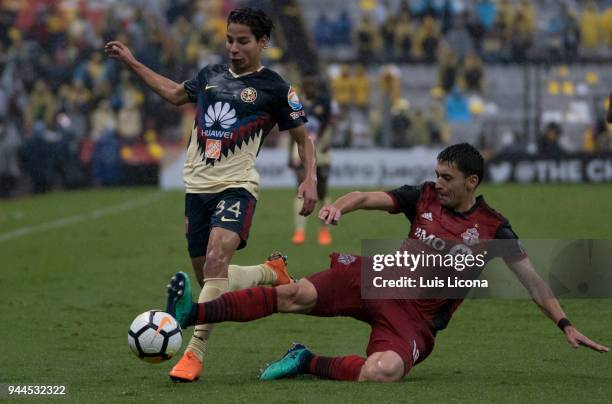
xmin=196 ymin=287 xmax=277 ymax=324
xmin=307 ymin=355 xmax=365 ymax=381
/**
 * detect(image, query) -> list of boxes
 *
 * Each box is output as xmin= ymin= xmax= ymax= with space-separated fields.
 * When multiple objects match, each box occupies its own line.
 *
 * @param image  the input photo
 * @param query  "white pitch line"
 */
xmin=0 ymin=191 xmax=166 ymax=243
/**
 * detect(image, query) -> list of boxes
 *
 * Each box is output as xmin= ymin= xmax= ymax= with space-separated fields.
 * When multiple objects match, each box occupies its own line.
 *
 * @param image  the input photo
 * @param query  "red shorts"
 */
xmin=306 ymin=253 xmax=436 ymax=375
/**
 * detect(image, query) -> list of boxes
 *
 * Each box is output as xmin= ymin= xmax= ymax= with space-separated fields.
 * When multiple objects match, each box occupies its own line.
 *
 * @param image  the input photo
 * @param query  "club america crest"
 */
xmin=240 ymin=87 xmax=257 ymax=103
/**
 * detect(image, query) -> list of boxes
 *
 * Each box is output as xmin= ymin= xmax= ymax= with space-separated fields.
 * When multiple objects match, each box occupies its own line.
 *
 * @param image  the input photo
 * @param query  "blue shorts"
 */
xmin=184 ymin=188 xmax=256 ymax=258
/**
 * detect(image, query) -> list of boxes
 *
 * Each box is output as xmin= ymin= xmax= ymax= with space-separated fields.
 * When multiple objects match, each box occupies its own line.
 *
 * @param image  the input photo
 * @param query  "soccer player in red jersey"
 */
xmin=106 ymin=8 xmax=317 ymax=382
xmin=167 ymin=143 xmax=608 ymax=382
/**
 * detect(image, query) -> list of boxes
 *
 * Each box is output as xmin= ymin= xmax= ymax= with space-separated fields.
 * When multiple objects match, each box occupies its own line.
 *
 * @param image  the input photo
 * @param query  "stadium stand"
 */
xmin=0 ymin=0 xmax=610 ymax=197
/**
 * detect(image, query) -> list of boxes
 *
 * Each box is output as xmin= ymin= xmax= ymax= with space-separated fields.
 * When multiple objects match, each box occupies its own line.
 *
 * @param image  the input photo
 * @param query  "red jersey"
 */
xmin=386 ymin=182 xmax=526 ymax=334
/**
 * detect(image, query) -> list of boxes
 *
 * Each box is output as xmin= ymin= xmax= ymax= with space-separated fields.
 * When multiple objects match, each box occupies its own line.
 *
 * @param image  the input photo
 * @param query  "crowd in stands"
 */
xmin=0 ymin=0 xmax=237 ymax=196
xmin=312 ymin=0 xmax=612 ymax=64
xmin=328 ymin=63 xmax=452 ymax=148
xmin=0 ymin=0 xmax=611 ymax=198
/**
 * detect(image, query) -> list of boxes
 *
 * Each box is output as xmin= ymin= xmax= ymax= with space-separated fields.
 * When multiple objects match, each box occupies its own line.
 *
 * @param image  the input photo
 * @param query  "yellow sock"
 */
xmin=228 ymin=264 xmax=277 ymax=290
xmin=185 ymin=278 xmax=228 ymax=362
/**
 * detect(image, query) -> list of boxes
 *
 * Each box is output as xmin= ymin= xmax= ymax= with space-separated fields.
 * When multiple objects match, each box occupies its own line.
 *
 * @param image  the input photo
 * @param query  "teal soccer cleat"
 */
xmin=165 ymin=271 xmax=194 ymax=328
xmin=258 ymin=343 xmax=312 ymax=380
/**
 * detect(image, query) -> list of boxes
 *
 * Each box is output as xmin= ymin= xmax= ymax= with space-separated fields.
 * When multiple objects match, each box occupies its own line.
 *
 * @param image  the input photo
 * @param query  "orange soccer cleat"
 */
xmin=264 ymin=252 xmax=292 ymax=286
xmin=318 ymin=227 xmax=332 ymax=246
xmin=169 ymin=351 xmax=202 ymax=382
xmin=291 ymin=229 xmax=305 ymax=245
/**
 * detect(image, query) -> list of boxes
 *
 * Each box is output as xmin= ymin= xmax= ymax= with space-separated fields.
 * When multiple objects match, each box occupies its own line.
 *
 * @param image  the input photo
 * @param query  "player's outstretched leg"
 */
xmin=260 ymin=344 xmax=404 ymax=382
xmin=259 ymin=343 xmax=367 ymax=381
xmin=258 ymin=343 xmax=313 ymax=380
xmin=165 ymin=251 xmax=291 ymax=329
xmin=169 ymin=274 xmax=317 ymax=330
xmin=166 ymin=271 xmax=194 ymax=328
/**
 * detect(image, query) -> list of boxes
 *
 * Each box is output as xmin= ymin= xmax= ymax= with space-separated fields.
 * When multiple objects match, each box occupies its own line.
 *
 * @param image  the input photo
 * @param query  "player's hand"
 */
xmin=104 ymin=41 xmax=137 ymax=66
xmin=564 ymin=326 xmax=609 ymax=353
xmin=297 ymin=178 xmax=317 ymax=216
xmin=319 ymin=204 xmax=341 ymax=225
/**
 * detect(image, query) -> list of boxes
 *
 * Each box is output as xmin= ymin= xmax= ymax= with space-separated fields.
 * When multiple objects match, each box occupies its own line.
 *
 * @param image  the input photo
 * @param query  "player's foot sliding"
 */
xmin=259 ymin=343 xmax=365 ymax=381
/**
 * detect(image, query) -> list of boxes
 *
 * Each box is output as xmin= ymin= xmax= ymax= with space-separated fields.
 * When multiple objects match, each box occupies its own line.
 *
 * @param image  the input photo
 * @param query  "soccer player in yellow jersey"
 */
xmin=105 ymin=7 xmax=317 ymax=382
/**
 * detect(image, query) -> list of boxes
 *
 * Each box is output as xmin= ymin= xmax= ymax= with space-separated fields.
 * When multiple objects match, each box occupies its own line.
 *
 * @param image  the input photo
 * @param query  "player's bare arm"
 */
xmin=289 ymin=125 xmax=318 ymax=215
xmin=104 ymin=41 xmax=190 ymax=106
xmin=507 ymin=257 xmax=609 ymax=353
xmin=319 ymin=191 xmax=396 ymax=225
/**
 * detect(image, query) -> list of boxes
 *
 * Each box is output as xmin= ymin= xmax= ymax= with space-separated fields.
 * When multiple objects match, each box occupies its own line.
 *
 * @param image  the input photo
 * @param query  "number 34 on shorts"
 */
xmin=210 ymin=189 xmax=256 ymax=241
xmin=214 ymin=199 xmax=242 ymax=222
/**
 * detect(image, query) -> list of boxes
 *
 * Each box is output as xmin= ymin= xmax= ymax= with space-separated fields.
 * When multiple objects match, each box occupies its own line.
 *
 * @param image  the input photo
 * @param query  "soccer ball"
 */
xmin=128 ymin=310 xmax=182 ymax=363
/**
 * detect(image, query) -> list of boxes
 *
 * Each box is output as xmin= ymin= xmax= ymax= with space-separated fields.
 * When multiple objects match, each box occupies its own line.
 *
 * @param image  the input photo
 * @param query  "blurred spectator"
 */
xmin=355 ymin=15 xmax=380 ymax=64
xmin=602 ymin=6 xmax=612 ymax=47
xmin=352 ymin=65 xmax=371 ymax=112
xmin=68 ymin=80 xmax=93 ymax=138
xmin=334 ymin=9 xmax=353 ymax=46
xmin=408 ymin=107 xmax=430 ymax=145
xmin=462 ymin=52 xmax=484 ymax=93
xmin=390 ymin=98 xmax=412 ymax=147
xmin=117 ymin=104 xmax=142 ymax=143
xmin=465 ymin=8 xmax=486 ymax=55
xmin=415 ymin=16 xmax=441 ymax=63
xmin=583 ymin=119 xmax=610 ymax=152
xmin=91 ymin=100 xmax=117 ymax=142
xmin=437 ymin=44 xmax=458 ymax=94
xmin=314 ymin=12 xmax=334 ymax=48
xmin=370 ymin=0 xmax=390 ymax=26
xmin=378 ymin=64 xmax=401 ymax=146
xmin=428 ymin=102 xmax=451 ymax=144
xmin=580 ymin=1 xmax=600 ymax=49
xmin=446 ymin=13 xmax=474 ymax=61
xmin=445 ymin=87 xmax=470 ymax=122
xmin=474 ymin=0 xmax=497 ymax=31
xmin=381 ymin=15 xmax=398 ymax=62
xmin=331 ymin=65 xmax=353 ymax=110
xmin=21 ymin=122 xmax=59 ymax=193
xmin=481 ymin=13 xmax=506 ymax=62
xmin=562 ymin=10 xmax=581 ymax=62
xmin=91 ymin=128 xmax=121 ymax=186
xmin=394 ymin=11 xmax=415 ymax=62
xmin=0 ymin=115 xmax=21 ymax=198
xmin=509 ymin=3 xmax=535 ymax=62
xmin=116 ymin=80 xmax=144 ymax=143
xmin=538 ymin=122 xmax=567 ymax=156
xmin=74 ymin=51 xmax=110 ymax=95
xmin=25 ymin=80 xmax=56 ymax=130
xmin=379 ymin=64 xmax=401 ymax=107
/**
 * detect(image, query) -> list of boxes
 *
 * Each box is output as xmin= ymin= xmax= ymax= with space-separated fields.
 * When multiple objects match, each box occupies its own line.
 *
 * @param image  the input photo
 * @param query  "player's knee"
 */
xmin=276 ymin=282 xmax=300 ymax=310
xmin=276 ymin=280 xmax=316 ymax=313
xmin=360 ymin=352 xmax=404 ymax=382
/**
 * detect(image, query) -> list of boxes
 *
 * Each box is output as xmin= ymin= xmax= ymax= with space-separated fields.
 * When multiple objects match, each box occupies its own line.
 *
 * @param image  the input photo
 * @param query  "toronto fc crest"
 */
xmin=461 ymin=227 xmax=480 ymax=246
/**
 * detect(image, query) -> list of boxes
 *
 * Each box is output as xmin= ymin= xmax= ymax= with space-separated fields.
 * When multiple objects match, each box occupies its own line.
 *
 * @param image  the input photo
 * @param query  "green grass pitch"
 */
xmin=1 ymin=185 xmax=611 ymax=403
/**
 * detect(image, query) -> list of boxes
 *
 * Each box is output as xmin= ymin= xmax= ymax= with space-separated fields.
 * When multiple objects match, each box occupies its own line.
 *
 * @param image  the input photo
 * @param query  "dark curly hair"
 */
xmin=437 ymin=143 xmax=484 ymax=185
xmin=227 ymin=7 xmax=274 ymax=40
